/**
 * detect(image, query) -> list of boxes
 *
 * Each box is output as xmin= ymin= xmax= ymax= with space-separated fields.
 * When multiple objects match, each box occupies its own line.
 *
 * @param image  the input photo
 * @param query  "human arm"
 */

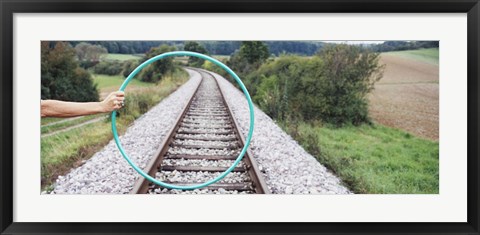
xmin=41 ymin=91 xmax=125 ymax=118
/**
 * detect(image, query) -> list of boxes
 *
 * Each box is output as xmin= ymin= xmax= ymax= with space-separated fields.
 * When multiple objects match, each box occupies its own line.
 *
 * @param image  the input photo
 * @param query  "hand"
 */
xmin=101 ymin=91 xmax=125 ymax=112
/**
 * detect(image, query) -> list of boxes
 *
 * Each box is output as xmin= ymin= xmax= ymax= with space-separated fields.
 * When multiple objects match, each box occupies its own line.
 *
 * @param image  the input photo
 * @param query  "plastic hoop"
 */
xmin=111 ymin=51 xmax=255 ymax=190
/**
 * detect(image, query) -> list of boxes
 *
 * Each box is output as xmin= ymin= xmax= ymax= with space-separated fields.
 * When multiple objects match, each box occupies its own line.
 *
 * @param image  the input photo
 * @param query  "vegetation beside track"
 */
xmin=222 ymin=42 xmax=439 ymax=194
xmin=280 ymin=121 xmax=439 ymax=194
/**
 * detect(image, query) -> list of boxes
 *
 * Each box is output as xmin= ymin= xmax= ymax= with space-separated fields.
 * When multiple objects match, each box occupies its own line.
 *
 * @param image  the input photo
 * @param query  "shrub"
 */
xmin=122 ymin=60 xmax=140 ymax=78
xmin=137 ymin=44 xmax=176 ymax=83
xmin=316 ymin=45 xmax=384 ymax=125
xmin=184 ymin=41 xmax=208 ymax=67
xmin=78 ymin=60 xmax=98 ymax=69
xmin=93 ymin=61 xmax=123 ymax=75
xmin=115 ymin=92 xmax=154 ymax=122
xmin=202 ymin=60 xmax=229 ymax=78
xmin=248 ymin=44 xmax=384 ymax=126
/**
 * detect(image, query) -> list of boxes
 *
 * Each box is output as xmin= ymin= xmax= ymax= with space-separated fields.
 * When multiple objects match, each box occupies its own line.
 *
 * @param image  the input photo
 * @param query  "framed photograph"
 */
xmin=1 ymin=0 xmax=479 ymax=234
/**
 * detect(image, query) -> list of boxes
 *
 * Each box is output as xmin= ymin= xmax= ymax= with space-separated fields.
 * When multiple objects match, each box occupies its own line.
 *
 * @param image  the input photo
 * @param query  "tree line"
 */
xmin=367 ymin=41 xmax=438 ymax=52
xmin=68 ymin=41 xmax=325 ymax=56
xmin=68 ymin=40 xmax=437 ymax=56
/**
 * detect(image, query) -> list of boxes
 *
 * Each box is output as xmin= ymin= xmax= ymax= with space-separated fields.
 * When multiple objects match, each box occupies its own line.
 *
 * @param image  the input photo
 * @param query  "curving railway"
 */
xmin=131 ymin=69 xmax=270 ymax=194
xmin=51 ymin=67 xmax=350 ymax=195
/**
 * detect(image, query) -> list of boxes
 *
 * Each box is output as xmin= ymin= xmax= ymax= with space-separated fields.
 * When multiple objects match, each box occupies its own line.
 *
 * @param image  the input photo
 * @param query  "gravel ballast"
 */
xmin=49 ymin=68 xmax=351 ymax=194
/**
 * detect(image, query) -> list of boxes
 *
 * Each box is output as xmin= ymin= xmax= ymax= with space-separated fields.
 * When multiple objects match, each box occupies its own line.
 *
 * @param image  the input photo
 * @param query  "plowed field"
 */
xmin=369 ymin=53 xmax=439 ymax=140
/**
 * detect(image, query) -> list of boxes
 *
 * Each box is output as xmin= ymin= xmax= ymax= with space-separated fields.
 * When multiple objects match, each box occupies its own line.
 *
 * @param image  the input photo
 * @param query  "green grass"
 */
xmin=283 ymin=122 xmax=439 ymax=194
xmin=103 ymin=53 xmax=142 ymax=61
xmin=92 ymin=74 xmax=152 ymax=90
xmin=41 ymin=120 xmax=113 ymax=168
xmin=384 ymin=48 xmax=439 ymax=65
xmin=41 ymin=114 xmax=105 ymax=134
xmin=41 ymin=68 xmax=190 ymax=191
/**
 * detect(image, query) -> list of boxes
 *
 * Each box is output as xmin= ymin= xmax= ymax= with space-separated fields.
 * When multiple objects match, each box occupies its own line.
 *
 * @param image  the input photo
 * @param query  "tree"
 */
xmin=225 ymin=41 xmax=270 ymax=78
xmin=239 ymin=41 xmax=269 ymax=64
xmin=184 ymin=41 xmax=208 ymax=67
xmin=42 ymin=41 xmax=99 ymax=102
xmin=75 ymin=42 xmax=107 ymax=62
xmin=137 ymin=44 xmax=176 ymax=83
xmin=314 ymin=45 xmax=385 ymax=125
xmin=86 ymin=44 xmax=108 ymax=62
xmin=74 ymin=42 xmax=90 ymax=61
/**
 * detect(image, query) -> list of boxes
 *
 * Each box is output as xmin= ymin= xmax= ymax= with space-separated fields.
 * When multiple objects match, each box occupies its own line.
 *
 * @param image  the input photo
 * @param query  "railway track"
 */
xmin=131 ymin=69 xmax=269 ymax=194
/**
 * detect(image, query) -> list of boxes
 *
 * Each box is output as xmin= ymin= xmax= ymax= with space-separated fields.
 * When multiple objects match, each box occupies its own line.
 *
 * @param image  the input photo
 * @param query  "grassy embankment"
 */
xmin=281 ymin=122 xmax=439 ymax=194
xmin=41 ymin=68 xmax=189 ymax=191
xmin=275 ymin=48 xmax=439 ymax=194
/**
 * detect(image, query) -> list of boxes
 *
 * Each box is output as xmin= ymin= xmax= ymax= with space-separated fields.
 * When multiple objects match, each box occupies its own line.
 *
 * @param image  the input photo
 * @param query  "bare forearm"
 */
xmin=41 ymin=91 xmax=124 ymax=118
xmin=41 ymin=100 xmax=106 ymax=117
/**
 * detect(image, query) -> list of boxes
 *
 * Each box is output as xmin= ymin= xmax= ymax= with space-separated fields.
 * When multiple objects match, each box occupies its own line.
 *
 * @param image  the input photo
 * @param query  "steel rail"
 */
xmin=131 ymin=68 xmax=269 ymax=194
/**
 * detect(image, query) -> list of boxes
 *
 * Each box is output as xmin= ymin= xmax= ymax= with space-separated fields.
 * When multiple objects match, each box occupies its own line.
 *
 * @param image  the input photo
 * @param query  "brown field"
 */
xmin=368 ymin=54 xmax=439 ymax=140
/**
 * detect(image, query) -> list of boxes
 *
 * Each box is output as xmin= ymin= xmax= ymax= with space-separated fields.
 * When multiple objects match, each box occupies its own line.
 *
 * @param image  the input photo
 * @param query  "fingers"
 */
xmin=103 ymin=91 xmax=126 ymax=112
xmin=114 ymin=96 xmax=125 ymax=102
xmin=111 ymin=101 xmax=123 ymax=111
xmin=112 ymin=91 xmax=125 ymax=97
xmin=113 ymin=104 xmax=122 ymax=110
xmin=114 ymin=97 xmax=125 ymax=108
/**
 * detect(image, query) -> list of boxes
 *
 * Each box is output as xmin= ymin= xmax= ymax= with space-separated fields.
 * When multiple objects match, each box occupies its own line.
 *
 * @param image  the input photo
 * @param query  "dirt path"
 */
xmin=41 ymin=116 xmax=106 ymax=138
xmin=41 ymin=116 xmax=84 ymax=128
xmin=368 ymin=54 xmax=439 ymax=140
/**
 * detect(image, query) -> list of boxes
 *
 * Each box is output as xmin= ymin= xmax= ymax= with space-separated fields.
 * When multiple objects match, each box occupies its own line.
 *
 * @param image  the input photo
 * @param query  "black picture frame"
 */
xmin=1 ymin=0 xmax=479 ymax=234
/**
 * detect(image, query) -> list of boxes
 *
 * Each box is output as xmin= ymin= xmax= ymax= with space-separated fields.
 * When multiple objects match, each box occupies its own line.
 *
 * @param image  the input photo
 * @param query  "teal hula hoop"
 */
xmin=111 ymin=51 xmax=255 ymax=190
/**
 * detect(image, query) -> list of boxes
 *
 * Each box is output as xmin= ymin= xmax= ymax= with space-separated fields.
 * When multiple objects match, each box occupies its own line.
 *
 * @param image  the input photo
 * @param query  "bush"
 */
xmin=248 ymin=44 xmax=384 ymax=126
xmin=316 ymin=45 xmax=384 ymax=125
xmin=247 ymin=55 xmax=311 ymax=121
xmin=225 ymin=42 xmax=270 ymax=78
xmin=202 ymin=60 xmax=229 ymax=78
xmin=122 ymin=60 xmax=140 ymax=78
xmin=115 ymin=92 xmax=154 ymax=122
xmin=78 ymin=60 xmax=98 ymax=69
xmin=93 ymin=61 xmax=123 ymax=75
xmin=41 ymin=41 xmax=99 ymax=102
xmin=184 ymin=41 xmax=208 ymax=67
xmin=137 ymin=44 xmax=176 ymax=83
